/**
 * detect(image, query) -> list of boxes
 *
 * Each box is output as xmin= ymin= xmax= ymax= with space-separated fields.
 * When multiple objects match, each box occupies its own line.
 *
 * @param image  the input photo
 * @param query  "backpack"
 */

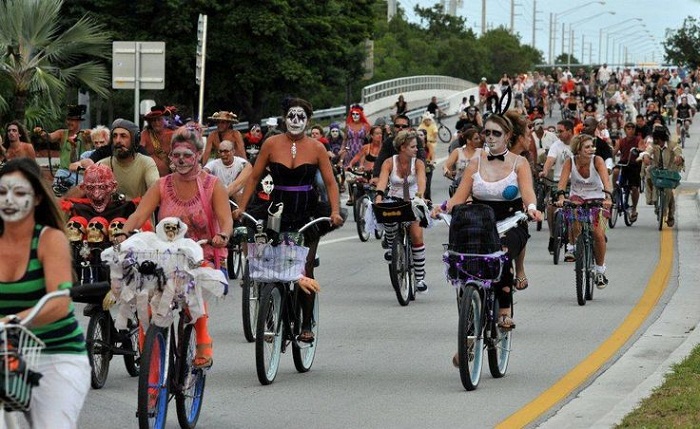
xmin=448 ymin=203 xmax=500 ymax=254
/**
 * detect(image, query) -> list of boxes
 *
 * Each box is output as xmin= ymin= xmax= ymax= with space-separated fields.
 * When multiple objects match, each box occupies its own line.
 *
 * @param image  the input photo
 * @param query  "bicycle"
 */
xmin=550 ymin=201 xmax=569 ymax=265
xmin=440 ymin=211 xmax=528 ymax=391
xmin=436 ymin=114 xmax=452 ymax=144
xmin=610 ymin=157 xmax=640 ymax=228
xmin=678 ymin=118 xmax=691 ymax=148
xmin=560 ymin=201 xmax=605 ymax=306
xmin=346 ymin=168 xmax=383 ymax=242
xmin=650 ymin=167 xmax=682 ymax=231
xmin=534 ymin=177 xmax=556 ymax=231
xmin=246 ymin=216 xmax=332 ymax=385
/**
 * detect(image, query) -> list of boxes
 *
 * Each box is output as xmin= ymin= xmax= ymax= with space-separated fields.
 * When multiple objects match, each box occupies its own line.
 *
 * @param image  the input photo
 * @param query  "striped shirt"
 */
xmin=0 ymin=225 xmax=85 ymax=355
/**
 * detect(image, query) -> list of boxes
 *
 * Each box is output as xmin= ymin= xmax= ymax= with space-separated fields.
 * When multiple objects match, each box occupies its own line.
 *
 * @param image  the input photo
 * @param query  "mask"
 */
xmin=108 ymin=217 xmax=127 ymax=242
xmin=261 ymin=174 xmax=274 ymax=195
xmin=0 ymin=175 xmax=37 ymax=223
xmin=81 ymin=166 xmax=116 ymax=213
xmin=86 ymin=217 xmax=109 ymax=243
xmin=330 ymin=129 xmax=340 ymax=137
xmin=351 ymin=112 xmax=360 ymax=122
xmin=285 ymin=107 xmax=308 ymax=136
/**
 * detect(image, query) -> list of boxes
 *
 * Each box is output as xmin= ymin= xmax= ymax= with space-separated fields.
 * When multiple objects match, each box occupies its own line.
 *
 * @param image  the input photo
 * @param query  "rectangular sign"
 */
xmin=112 ymin=41 xmax=166 ymax=90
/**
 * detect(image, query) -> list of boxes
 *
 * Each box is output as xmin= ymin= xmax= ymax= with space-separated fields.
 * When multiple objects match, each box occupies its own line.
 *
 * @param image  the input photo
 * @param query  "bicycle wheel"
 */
xmin=176 ymin=324 xmax=206 ymax=429
xmin=535 ymin=184 xmax=547 ymax=231
xmin=292 ymin=291 xmax=319 ymax=373
xmin=488 ymin=293 xmax=512 ymax=378
xmin=255 ymin=283 xmax=283 ymax=385
xmin=575 ymin=236 xmax=586 ymax=306
xmin=552 ymin=211 xmax=563 ymax=265
xmin=438 ymin=124 xmax=451 ymax=143
xmin=585 ymin=239 xmax=595 ymax=301
xmin=657 ymin=189 xmax=665 ymax=231
xmin=87 ymin=311 xmax=112 ymax=389
xmin=137 ymin=325 xmax=169 ymax=429
xmin=622 ymin=188 xmax=633 ymax=226
xmin=241 ymin=263 xmax=261 ymax=343
xmin=123 ymin=318 xmax=141 ymax=377
xmin=457 ymin=285 xmax=483 ymax=391
xmin=389 ymin=228 xmax=410 ymax=306
xmin=227 ymin=243 xmax=243 ymax=280
xmin=608 ymin=188 xmax=620 ymax=228
xmin=355 ymin=196 xmax=371 ymax=242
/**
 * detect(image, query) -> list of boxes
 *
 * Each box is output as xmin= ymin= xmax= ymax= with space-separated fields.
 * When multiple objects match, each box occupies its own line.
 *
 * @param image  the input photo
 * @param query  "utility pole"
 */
xmin=482 ymin=0 xmax=486 ymax=35
xmin=532 ymin=0 xmax=537 ymax=47
xmin=510 ymin=0 xmax=515 ymax=33
xmin=387 ymin=0 xmax=396 ymax=21
xmin=549 ymin=12 xmax=554 ymax=64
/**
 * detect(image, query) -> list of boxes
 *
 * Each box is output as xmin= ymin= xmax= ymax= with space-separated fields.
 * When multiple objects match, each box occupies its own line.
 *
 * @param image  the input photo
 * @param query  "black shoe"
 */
xmin=416 ymin=280 xmax=428 ymax=292
xmin=548 ymin=237 xmax=555 ymax=254
xmin=384 ymin=251 xmax=392 ymax=262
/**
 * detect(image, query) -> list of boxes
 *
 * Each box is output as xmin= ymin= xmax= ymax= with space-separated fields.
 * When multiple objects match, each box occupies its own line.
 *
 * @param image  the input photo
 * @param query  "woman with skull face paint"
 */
xmin=343 ymin=105 xmax=371 ymax=204
xmin=119 ymin=124 xmax=233 ymax=369
xmin=326 ymin=123 xmax=346 ymax=191
xmin=0 ymin=158 xmax=91 ymax=428
xmin=234 ymin=98 xmax=344 ymax=343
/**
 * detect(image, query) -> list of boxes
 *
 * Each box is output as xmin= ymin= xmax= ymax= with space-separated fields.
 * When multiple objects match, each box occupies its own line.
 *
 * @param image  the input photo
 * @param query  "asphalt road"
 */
xmin=75 ymin=114 xmax=695 ymax=429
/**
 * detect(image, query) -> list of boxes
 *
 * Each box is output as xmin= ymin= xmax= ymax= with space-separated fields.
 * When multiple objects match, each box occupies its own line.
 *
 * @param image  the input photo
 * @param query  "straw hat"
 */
xmin=208 ymin=111 xmax=238 ymax=123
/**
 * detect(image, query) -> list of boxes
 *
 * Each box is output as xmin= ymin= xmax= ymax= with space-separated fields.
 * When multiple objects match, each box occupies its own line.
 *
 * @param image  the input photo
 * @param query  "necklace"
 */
xmin=287 ymin=134 xmax=302 ymax=159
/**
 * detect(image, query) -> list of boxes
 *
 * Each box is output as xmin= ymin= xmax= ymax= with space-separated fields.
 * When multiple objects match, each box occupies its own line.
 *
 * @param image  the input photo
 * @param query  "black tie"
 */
xmin=487 ymin=153 xmax=505 ymax=161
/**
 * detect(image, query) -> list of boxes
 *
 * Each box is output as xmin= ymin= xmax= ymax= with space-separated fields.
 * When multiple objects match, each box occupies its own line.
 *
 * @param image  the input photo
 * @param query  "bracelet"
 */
xmin=556 ymin=189 xmax=567 ymax=197
xmin=440 ymin=201 xmax=448 ymax=211
xmin=527 ymin=203 xmax=537 ymax=211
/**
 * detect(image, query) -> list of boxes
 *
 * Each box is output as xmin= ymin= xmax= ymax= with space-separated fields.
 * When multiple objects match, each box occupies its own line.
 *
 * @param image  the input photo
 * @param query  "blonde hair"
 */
xmin=171 ymin=124 xmax=204 ymax=151
xmin=90 ymin=125 xmax=109 ymax=143
xmin=393 ymin=130 xmax=417 ymax=151
xmin=570 ymin=133 xmax=594 ymax=155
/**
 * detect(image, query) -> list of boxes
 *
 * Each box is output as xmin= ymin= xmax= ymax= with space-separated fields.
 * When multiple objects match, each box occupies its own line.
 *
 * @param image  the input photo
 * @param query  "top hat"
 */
xmin=66 ymin=105 xmax=87 ymax=120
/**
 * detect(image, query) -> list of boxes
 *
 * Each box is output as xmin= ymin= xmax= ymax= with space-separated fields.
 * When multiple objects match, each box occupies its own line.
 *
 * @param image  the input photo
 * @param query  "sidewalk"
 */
xmin=537 ymin=127 xmax=700 ymax=428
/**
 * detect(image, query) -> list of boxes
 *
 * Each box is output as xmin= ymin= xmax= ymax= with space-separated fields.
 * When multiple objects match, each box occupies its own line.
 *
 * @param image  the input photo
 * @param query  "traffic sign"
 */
xmin=112 ymin=41 xmax=166 ymax=90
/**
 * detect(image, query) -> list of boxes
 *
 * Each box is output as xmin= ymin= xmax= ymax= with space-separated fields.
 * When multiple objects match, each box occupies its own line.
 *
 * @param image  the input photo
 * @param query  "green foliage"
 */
xmin=554 ymin=53 xmax=581 ymax=65
xmin=664 ymin=16 xmax=700 ymax=69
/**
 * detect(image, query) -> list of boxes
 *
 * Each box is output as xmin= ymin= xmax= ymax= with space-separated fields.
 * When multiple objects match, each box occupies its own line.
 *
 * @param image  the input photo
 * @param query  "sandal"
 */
xmin=514 ymin=276 xmax=529 ymax=291
xmin=629 ymin=211 xmax=638 ymax=222
xmin=345 ymin=199 xmax=354 ymax=206
xmin=497 ymin=315 xmax=516 ymax=331
xmin=193 ymin=342 xmax=213 ymax=369
xmin=298 ymin=330 xmax=315 ymax=343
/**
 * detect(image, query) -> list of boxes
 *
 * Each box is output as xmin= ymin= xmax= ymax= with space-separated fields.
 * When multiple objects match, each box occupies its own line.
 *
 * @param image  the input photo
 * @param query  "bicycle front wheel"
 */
xmin=657 ymin=189 xmax=666 ymax=231
xmin=241 ymin=262 xmax=260 ymax=343
xmin=255 ymin=283 xmax=283 ymax=385
xmin=87 ymin=310 xmax=112 ymax=389
xmin=552 ymin=211 xmax=564 ymax=265
xmin=488 ymin=293 xmax=512 ymax=378
xmin=438 ymin=125 xmax=451 ymax=143
xmin=176 ymin=324 xmax=206 ymax=429
xmin=292 ymin=291 xmax=319 ymax=373
xmin=458 ymin=285 xmax=483 ymax=391
xmin=585 ymin=239 xmax=595 ymax=301
xmin=389 ymin=229 xmax=410 ymax=306
xmin=355 ymin=196 xmax=371 ymax=242
xmin=123 ymin=317 xmax=141 ymax=377
xmin=137 ymin=325 xmax=169 ymax=429
xmin=608 ymin=188 xmax=620 ymax=228
xmin=575 ymin=236 xmax=587 ymax=306
xmin=227 ymin=243 xmax=243 ymax=280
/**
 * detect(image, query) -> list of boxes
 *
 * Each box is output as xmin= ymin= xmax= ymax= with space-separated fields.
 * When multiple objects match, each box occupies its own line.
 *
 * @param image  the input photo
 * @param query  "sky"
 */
xmin=400 ymin=0 xmax=700 ymax=65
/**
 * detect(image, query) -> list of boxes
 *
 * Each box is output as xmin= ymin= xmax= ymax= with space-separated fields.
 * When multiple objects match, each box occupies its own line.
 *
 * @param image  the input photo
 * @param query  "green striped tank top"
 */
xmin=0 ymin=225 xmax=86 ymax=355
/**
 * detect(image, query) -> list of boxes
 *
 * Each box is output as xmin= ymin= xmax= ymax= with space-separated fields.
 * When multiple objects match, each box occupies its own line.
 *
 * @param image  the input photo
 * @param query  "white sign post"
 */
xmin=112 ymin=41 xmax=166 ymax=124
xmin=196 ymin=15 xmax=208 ymax=123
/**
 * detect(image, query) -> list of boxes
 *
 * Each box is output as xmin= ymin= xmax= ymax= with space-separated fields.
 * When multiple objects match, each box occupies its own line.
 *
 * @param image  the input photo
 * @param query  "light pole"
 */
xmin=564 ymin=11 xmax=615 ymax=66
xmin=606 ymin=25 xmax=645 ymax=64
xmin=610 ymin=32 xmax=639 ymax=66
xmin=597 ymin=17 xmax=643 ymax=64
xmin=549 ymin=0 xmax=605 ymax=64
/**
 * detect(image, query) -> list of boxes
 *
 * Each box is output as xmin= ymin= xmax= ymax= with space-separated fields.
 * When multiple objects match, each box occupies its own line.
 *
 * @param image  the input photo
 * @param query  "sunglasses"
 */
xmin=394 ymin=124 xmax=409 ymax=129
xmin=481 ymin=129 xmax=504 ymax=138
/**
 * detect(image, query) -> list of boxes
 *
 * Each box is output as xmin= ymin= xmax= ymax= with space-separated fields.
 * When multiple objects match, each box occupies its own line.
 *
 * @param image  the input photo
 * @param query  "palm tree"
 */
xmin=0 ymin=0 xmax=111 ymax=125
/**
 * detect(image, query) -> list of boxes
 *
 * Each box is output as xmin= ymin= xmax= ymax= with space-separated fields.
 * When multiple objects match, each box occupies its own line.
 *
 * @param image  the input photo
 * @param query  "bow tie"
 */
xmin=487 ymin=153 xmax=505 ymax=161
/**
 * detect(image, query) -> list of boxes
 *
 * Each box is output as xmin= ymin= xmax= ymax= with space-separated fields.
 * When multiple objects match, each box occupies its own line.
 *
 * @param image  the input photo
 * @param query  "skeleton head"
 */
xmin=86 ymin=217 xmax=109 ymax=243
xmin=261 ymin=174 xmax=274 ymax=195
xmin=66 ymin=216 xmax=88 ymax=242
xmin=155 ymin=217 xmax=188 ymax=242
xmin=108 ymin=217 xmax=127 ymax=241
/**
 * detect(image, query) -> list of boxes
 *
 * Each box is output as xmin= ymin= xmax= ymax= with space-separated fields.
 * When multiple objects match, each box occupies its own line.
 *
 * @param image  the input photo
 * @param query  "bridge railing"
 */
xmin=361 ymin=75 xmax=474 ymax=104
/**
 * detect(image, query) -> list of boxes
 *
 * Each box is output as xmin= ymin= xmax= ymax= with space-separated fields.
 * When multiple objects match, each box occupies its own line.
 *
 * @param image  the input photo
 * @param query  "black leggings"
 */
xmin=299 ymin=239 xmax=320 ymax=330
xmin=495 ymin=222 xmax=529 ymax=310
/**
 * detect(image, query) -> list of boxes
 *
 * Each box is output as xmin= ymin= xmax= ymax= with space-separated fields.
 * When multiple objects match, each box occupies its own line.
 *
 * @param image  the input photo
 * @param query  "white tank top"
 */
xmin=570 ymin=155 xmax=604 ymax=200
xmin=388 ymin=155 xmax=418 ymax=199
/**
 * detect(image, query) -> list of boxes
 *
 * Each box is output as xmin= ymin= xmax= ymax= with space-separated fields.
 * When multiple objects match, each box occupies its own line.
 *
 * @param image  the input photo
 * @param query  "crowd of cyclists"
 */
xmin=0 ymin=62 xmax=697 ymax=426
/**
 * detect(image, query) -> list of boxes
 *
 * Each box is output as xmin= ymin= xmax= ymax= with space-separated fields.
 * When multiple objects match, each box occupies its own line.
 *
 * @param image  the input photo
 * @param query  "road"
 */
xmin=77 ymin=115 xmax=696 ymax=428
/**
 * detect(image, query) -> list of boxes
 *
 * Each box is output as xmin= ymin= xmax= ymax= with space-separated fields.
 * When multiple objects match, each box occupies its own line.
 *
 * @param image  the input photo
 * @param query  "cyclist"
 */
xmin=374 ymin=130 xmax=429 ymax=292
xmin=674 ymin=95 xmax=694 ymax=137
xmin=0 ymin=158 xmax=90 ymax=428
xmin=203 ymin=139 xmax=252 ymax=203
xmin=531 ymin=118 xmax=557 ymax=168
xmin=612 ymin=123 xmax=644 ymax=222
xmin=640 ymin=125 xmax=684 ymax=227
xmin=444 ymin=128 xmax=482 ymax=196
xmin=555 ymin=134 xmax=613 ymax=288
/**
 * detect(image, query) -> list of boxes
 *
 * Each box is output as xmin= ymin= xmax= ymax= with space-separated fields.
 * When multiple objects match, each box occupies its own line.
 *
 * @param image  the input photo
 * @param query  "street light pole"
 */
xmin=549 ymin=0 xmax=606 ymax=64
xmin=598 ymin=17 xmax=643 ymax=64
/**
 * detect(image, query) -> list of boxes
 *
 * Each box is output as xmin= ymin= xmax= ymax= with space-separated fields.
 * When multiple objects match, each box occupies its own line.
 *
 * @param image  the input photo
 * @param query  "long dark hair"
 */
xmin=3 ymin=121 xmax=30 ymax=149
xmin=0 ymin=158 xmax=65 ymax=235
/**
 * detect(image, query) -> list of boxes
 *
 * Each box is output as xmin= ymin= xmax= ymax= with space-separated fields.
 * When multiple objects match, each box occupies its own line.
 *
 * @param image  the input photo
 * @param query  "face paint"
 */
xmin=169 ymin=144 xmax=199 ymax=176
xmin=351 ymin=112 xmax=360 ymax=122
xmin=0 ymin=174 xmax=37 ymax=222
xmin=481 ymin=126 xmax=507 ymax=152
xmin=330 ymin=129 xmax=340 ymax=137
xmin=285 ymin=106 xmax=308 ymax=136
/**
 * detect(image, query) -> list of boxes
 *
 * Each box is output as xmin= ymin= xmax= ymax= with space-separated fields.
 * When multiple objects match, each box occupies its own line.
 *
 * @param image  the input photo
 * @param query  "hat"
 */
xmin=144 ymin=105 xmax=172 ymax=119
xmin=481 ymin=77 xmax=487 ymax=81
xmin=111 ymin=118 xmax=140 ymax=145
xmin=421 ymin=111 xmax=434 ymax=122
xmin=66 ymin=105 xmax=87 ymax=120
xmin=329 ymin=122 xmax=340 ymax=130
xmin=208 ymin=111 xmax=238 ymax=123
xmin=266 ymin=117 xmax=278 ymax=127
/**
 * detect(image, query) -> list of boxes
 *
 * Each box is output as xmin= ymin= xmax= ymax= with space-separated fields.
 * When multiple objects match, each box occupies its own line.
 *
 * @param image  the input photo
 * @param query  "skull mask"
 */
xmin=86 ymin=217 xmax=109 ymax=243
xmin=155 ymin=217 xmax=188 ymax=242
xmin=66 ymin=216 xmax=88 ymax=242
xmin=163 ymin=220 xmax=180 ymax=241
xmin=261 ymin=174 xmax=274 ymax=195
xmin=108 ymin=217 xmax=127 ymax=242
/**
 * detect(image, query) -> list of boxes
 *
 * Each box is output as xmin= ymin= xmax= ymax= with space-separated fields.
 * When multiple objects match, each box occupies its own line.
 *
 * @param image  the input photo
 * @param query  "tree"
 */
xmin=554 ymin=53 xmax=580 ymax=65
xmin=0 ymin=0 xmax=111 ymax=126
xmin=664 ymin=16 xmax=700 ymax=69
xmin=478 ymin=27 xmax=544 ymax=82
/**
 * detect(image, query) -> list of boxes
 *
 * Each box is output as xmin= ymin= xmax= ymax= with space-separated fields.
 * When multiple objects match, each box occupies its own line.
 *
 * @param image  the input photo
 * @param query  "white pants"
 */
xmin=25 ymin=354 xmax=90 ymax=429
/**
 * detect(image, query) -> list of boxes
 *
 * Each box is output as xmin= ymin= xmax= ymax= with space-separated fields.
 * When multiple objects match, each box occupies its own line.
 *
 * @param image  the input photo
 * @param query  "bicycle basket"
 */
xmin=443 ymin=250 xmax=507 ymax=285
xmin=372 ymin=200 xmax=416 ymax=224
xmin=650 ymin=168 xmax=681 ymax=189
xmin=0 ymin=325 xmax=45 ymax=412
xmin=247 ymin=242 xmax=309 ymax=283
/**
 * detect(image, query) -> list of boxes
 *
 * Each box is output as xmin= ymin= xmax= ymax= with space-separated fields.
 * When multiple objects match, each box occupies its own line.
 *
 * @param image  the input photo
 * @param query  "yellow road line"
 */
xmin=496 ymin=227 xmax=674 ymax=429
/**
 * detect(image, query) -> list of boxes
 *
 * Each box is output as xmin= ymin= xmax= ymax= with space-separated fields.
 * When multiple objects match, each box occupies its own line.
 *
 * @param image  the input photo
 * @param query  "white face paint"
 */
xmin=0 ymin=174 xmax=37 ymax=223
xmin=285 ymin=107 xmax=308 ymax=136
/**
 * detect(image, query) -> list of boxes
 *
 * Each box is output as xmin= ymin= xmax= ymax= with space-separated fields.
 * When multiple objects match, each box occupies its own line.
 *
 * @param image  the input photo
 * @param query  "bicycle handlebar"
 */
xmin=298 ymin=217 xmax=332 ymax=234
xmin=230 ymin=199 xmax=263 ymax=226
xmin=436 ymin=211 xmax=528 ymax=235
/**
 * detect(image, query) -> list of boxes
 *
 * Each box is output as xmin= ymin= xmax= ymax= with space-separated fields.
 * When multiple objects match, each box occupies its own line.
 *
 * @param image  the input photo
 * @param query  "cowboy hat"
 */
xmin=208 ymin=111 xmax=239 ymax=123
xmin=144 ymin=105 xmax=172 ymax=119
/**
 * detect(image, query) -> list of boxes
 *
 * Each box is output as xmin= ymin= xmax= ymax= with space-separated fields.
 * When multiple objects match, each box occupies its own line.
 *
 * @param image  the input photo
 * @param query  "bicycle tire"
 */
xmin=176 ymin=323 xmax=206 ymax=429
xmin=255 ymin=283 xmax=283 ymax=385
xmin=458 ymin=285 xmax=483 ymax=391
xmin=137 ymin=325 xmax=169 ymax=429
xmin=585 ymin=239 xmax=595 ymax=301
xmin=355 ymin=196 xmax=370 ymax=242
xmin=389 ymin=228 xmax=410 ymax=306
xmin=374 ymin=227 xmax=383 ymax=240
xmin=227 ymin=244 xmax=243 ymax=280
xmin=292 ymin=291 xmax=319 ymax=373
xmin=575 ymin=236 xmax=586 ymax=306
xmin=488 ymin=293 xmax=512 ymax=378
xmin=657 ymin=189 xmax=665 ymax=231
xmin=552 ymin=211 xmax=563 ymax=265
xmin=87 ymin=311 xmax=112 ymax=389
xmin=535 ymin=184 xmax=547 ymax=232
xmin=608 ymin=188 xmax=620 ymax=228
xmin=241 ymin=262 xmax=260 ymax=343
xmin=123 ymin=318 xmax=141 ymax=377
xmin=623 ymin=188 xmax=633 ymax=226
xmin=438 ymin=124 xmax=451 ymax=144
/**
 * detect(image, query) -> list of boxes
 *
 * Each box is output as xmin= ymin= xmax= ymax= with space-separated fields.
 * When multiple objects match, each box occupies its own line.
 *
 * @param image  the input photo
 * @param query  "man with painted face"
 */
xmin=234 ymin=97 xmax=344 ymax=343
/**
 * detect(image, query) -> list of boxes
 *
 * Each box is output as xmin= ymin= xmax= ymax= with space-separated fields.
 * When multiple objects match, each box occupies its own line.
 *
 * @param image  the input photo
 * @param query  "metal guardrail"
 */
xmin=361 ymin=75 xmax=474 ymax=104
xmin=205 ymin=105 xmax=348 ymax=134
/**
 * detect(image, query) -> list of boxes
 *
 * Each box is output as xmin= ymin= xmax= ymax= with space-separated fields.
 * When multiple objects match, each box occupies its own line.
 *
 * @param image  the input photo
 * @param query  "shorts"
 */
xmin=620 ymin=163 xmax=642 ymax=188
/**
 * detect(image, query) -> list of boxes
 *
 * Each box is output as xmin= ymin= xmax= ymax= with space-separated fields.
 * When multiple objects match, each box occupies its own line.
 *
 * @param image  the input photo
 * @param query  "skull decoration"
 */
xmin=66 ymin=216 xmax=88 ymax=242
xmin=155 ymin=217 xmax=188 ymax=242
xmin=108 ymin=217 xmax=127 ymax=242
xmin=86 ymin=217 xmax=109 ymax=243
xmin=261 ymin=174 xmax=274 ymax=195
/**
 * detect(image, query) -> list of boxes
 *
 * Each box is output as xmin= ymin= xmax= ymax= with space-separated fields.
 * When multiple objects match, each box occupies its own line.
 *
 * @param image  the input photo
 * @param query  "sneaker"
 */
xmin=564 ymin=252 xmax=576 ymax=262
xmin=548 ymin=237 xmax=555 ymax=255
xmin=595 ymin=273 xmax=609 ymax=289
xmin=416 ymin=280 xmax=428 ymax=293
xmin=384 ymin=251 xmax=392 ymax=262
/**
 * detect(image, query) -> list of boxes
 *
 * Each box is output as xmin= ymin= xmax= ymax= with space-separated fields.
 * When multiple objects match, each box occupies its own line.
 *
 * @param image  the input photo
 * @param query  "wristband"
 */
xmin=440 ymin=201 xmax=448 ymax=211
xmin=527 ymin=203 xmax=537 ymax=211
